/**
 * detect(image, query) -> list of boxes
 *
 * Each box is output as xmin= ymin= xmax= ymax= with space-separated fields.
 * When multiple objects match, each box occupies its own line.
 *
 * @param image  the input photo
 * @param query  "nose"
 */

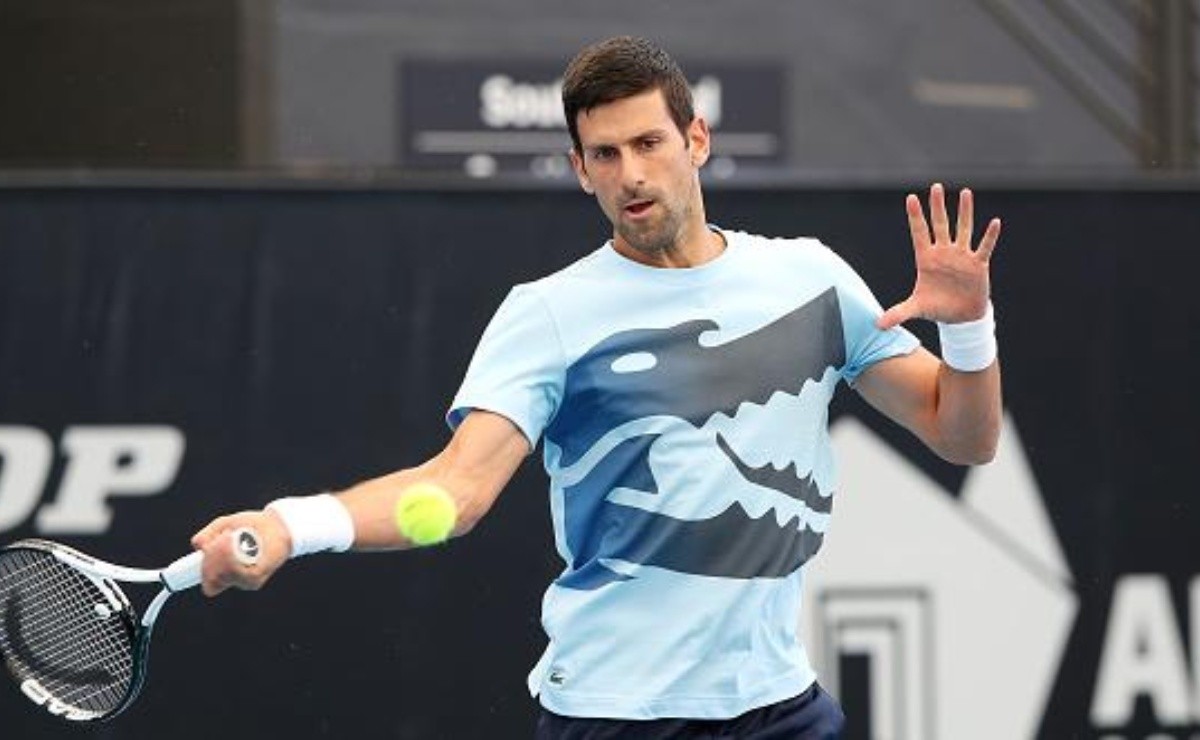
xmin=618 ymin=150 xmax=646 ymax=192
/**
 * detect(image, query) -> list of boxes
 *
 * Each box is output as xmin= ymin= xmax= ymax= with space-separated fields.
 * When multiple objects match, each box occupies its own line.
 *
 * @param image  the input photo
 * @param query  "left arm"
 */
xmin=854 ymin=183 xmax=1003 ymax=465
xmin=854 ymin=346 xmax=1000 ymax=464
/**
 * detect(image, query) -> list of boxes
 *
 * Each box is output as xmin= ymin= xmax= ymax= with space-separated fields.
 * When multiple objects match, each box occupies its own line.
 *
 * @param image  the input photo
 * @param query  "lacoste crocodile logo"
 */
xmin=546 ymin=288 xmax=846 ymax=589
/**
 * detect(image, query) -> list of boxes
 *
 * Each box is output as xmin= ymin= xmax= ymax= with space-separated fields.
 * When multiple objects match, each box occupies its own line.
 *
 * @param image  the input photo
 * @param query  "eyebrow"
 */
xmin=584 ymin=127 xmax=672 ymax=151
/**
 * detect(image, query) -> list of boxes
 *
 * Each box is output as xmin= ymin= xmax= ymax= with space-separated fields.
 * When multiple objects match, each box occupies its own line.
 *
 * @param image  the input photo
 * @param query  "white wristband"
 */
xmin=265 ymin=493 xmax=356 ymax=558
xmin=937 ymin=301 xmax=997 ymax=372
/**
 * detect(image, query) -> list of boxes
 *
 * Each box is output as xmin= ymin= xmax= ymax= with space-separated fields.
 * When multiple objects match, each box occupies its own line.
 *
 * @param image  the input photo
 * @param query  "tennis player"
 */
xmin=193 ymin=36 xmax=1002 ymax=739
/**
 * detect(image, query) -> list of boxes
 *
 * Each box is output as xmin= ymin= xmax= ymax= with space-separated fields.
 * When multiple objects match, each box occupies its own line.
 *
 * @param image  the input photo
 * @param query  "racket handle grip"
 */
xmin=160 ymin=528 xmax=261 ymax=592
xmin=161 ymin=551 xmax=204 ymax=592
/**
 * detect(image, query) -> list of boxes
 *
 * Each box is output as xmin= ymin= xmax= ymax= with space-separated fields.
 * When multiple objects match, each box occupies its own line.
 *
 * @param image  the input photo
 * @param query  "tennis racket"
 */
xmin=0 ymin=528 xmax=260 ymax=722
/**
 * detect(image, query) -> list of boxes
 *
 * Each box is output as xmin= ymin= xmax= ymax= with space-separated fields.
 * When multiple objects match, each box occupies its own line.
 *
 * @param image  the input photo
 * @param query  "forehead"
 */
xmin=574 ymin=88 xmax=677 ymax=146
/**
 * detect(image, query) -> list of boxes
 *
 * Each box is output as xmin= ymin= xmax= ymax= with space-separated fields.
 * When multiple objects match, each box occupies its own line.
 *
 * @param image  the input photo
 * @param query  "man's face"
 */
xmin=570 ymin=89 xmax=710 ymax=259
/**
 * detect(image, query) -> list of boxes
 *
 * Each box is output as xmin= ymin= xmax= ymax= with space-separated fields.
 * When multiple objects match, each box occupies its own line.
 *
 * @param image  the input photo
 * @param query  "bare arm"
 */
xmin=854 ymin=346 xmax=1001 ymax=464
xmin=857 ymin=183 xmax=1003 ymax=465
xmin=191 ymin=409 xmax=530 ymax=595
xmin=339 ymin=409 xmax=530 ymax=549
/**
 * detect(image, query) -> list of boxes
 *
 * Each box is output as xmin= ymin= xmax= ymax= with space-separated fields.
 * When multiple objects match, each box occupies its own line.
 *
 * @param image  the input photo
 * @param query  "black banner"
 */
xmin=398 ymin=59 xmax=785 ymax=177
xmin=0 ymin=185 xmax=1197 ymax=739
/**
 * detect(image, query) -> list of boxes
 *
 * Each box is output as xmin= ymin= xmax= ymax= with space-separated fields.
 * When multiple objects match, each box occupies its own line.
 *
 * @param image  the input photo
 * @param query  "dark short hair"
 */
xmin=561 ymin=36 xmax=695 ymax=154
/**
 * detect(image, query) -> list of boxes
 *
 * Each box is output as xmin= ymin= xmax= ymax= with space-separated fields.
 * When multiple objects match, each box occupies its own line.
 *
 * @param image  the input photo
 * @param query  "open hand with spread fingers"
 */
xmin=877 ymin=183 xmax=1001 ymax=330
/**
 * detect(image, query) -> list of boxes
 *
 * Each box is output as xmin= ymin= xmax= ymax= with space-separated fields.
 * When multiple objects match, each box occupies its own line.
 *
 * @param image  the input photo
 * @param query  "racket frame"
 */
xmin=0 ymin=538 xmax=217 ymax=722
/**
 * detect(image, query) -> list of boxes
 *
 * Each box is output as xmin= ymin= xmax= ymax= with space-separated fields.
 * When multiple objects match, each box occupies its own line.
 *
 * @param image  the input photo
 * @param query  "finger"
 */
xmin=191 ymin=516 xmax=233 ymax=549
xmin=201 ymin=533 xmax=248 ymax=597
xmin=200 ymin=551 xmax=232 ymax=597
xmin=905 ymin=194 xmax=931 ymax=251
xmin=929 ymin=183 xmax=951 ymax=244
xmin=877 ymin=297 xmax=919 ymax=330
xmin=975 ymin=217 xmax=1002 ymax=261
xmin=201 ymin=574 xmax=229 ymax=598
xmin=202 ymin=574 xmax=233 ymax=598
xmin=956 ymin=188 xmax=974 ymax=247
xmin=193 ymin=510 xmax=261 ymax=549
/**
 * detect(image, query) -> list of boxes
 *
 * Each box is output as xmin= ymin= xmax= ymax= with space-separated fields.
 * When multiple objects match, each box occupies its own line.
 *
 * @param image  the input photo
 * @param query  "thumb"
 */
xmin=877 ymin=298 xmax=918 ymax=330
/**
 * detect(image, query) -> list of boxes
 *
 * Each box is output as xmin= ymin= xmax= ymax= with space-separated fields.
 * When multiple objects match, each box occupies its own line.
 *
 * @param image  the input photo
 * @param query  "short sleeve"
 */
xmin=826 ymin=249 xmax=921 ymax=383
xmin=446 ymin=285 xmax=565 ymax=447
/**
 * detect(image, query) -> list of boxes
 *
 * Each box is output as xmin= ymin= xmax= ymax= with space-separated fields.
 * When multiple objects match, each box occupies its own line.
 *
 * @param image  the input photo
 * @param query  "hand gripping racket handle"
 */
xmin=160 ymin=527 xmax=262 ymax=592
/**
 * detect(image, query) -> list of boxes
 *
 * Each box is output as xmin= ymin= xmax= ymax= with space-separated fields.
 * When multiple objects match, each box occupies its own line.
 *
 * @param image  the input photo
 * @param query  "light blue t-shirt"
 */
xmin=448 ymin=228 xmax=919 ymax=720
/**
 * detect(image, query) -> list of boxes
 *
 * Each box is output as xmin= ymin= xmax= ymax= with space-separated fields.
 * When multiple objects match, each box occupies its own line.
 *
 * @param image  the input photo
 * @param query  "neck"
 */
xmin=613 ymin=218 xmax=725 ymax=269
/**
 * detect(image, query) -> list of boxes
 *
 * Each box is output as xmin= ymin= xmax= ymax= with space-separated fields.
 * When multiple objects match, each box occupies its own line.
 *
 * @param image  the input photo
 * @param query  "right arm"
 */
xmin=191 ymin=409 xmax=531 ymax=595
xmin=340 ymin=409 xmax=531 ymax=547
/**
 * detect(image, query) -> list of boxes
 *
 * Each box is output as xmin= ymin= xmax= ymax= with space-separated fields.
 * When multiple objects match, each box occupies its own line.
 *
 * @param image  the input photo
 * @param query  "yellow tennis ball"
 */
xmin=394 ymin=483 xmax=458 ymax=546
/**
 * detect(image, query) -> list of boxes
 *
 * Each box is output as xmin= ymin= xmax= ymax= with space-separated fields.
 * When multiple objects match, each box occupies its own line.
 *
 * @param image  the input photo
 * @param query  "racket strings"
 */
xmin=0 ymin=552 xmax=133 ymax=708
xmin=0 ymin=550 xmax=135 ymax=714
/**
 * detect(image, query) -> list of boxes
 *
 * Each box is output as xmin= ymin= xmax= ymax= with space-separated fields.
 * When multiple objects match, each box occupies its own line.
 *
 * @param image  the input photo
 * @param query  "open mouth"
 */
xmin=624 ymin=200 xmax=654 ymax=217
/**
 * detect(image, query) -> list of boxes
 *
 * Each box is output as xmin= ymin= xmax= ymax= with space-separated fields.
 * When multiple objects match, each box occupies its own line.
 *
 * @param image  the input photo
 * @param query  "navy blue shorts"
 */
xmin=535 ymin=682 xmax=845 ymax=739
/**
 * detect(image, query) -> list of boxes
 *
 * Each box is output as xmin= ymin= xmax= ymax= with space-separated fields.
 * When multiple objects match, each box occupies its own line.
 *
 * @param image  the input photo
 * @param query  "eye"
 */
xmin=590 ymin=147 xmax=617 ymax=162
xmin=636 ymin=137 xmax=661 ymax=152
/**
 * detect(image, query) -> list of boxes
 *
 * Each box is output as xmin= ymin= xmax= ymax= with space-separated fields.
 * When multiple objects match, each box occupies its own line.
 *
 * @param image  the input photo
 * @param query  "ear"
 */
xmin=687 ymin=117 xmax=712 ymax=169
xmin=569 ymin=148 xmax=594 ymax=195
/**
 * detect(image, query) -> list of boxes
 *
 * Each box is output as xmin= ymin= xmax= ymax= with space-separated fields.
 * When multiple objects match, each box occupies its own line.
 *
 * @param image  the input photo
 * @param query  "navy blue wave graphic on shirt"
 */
xmin=547 ymin=288 xmax=845 ymax=589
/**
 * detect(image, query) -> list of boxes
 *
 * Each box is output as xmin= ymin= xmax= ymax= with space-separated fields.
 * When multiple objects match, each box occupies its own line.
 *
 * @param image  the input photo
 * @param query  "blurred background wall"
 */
xmin=1 ymin=0 xmax=1195 ymax=179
